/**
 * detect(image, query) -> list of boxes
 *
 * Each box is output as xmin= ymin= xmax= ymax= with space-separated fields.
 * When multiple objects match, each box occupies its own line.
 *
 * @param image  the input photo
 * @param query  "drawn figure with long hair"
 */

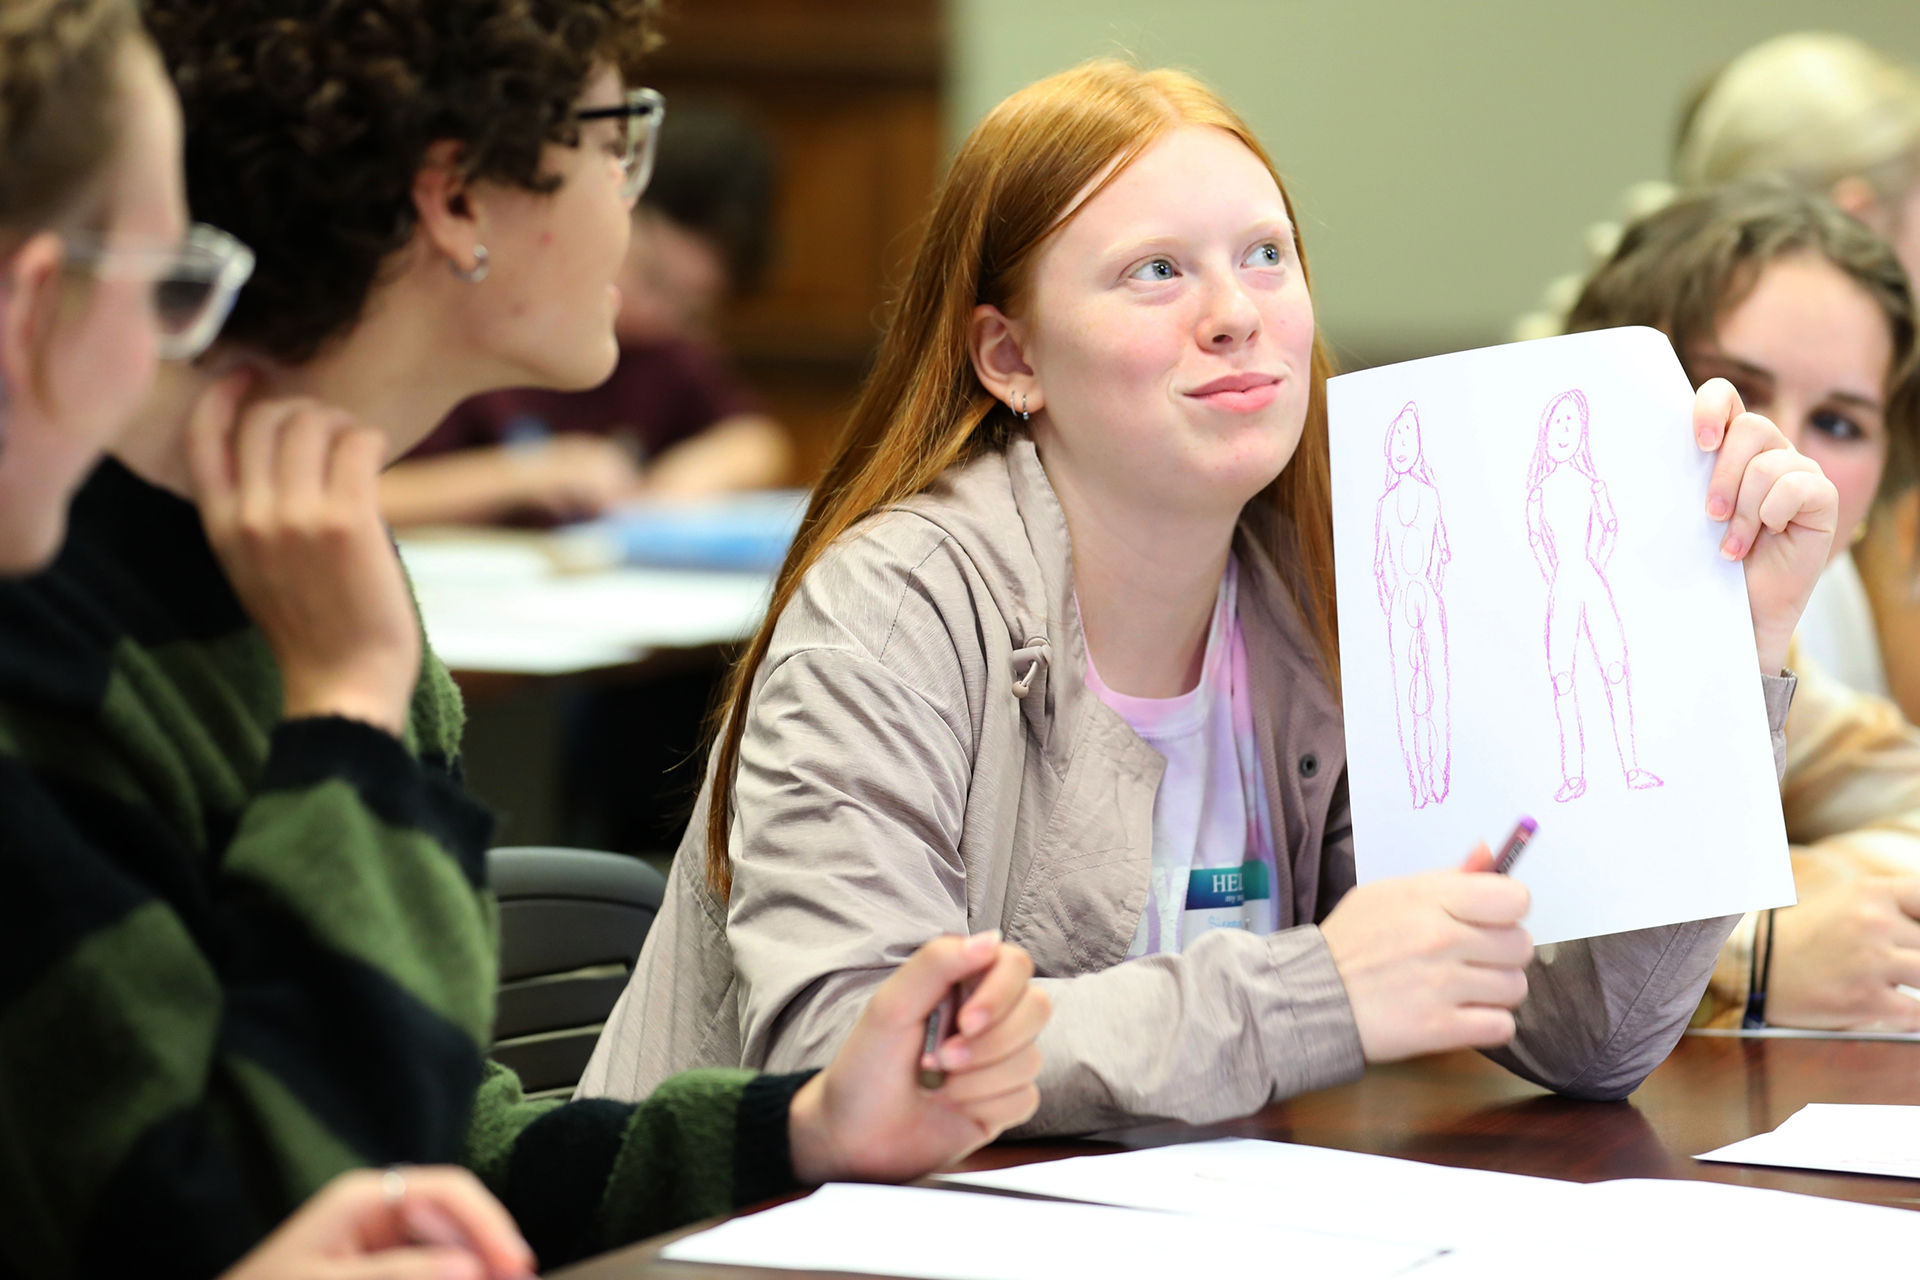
xmin=1525 ymin=389 xmax=1663 ymax=802
xmin=1375 ymin=403 xmax=1451 ymax=807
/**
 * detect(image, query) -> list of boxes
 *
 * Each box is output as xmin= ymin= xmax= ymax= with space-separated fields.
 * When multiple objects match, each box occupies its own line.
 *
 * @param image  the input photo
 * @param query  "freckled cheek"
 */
xmin=1045 ymin=315 xmax=1184 ymax=408
xmin=1101 ymin=332 xmax=1183 ymax=390
xmin=1265 ymin=283 xmax=1316 ymax=357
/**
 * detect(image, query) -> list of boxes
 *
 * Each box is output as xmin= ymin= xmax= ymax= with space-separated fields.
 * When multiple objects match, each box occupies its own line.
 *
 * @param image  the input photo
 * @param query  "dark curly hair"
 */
xmin=143 ymin=0 xmax=660 ymax=363
xmin=0 ymin=0 xmax=139 ymax=244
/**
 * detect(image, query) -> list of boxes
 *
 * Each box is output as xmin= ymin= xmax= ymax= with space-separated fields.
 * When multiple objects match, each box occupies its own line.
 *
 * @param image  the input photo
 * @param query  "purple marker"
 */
xmin=1492 ymin=816 xmax=1537 ymax=875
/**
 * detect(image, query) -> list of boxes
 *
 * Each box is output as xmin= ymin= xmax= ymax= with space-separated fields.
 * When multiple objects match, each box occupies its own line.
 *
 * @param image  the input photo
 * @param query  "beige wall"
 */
xmin=952 ymin=1 xmax=1920 ymax=363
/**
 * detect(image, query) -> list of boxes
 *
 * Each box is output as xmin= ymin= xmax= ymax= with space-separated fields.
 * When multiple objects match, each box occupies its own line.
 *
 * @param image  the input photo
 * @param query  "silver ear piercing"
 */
xmin=1017 ymin=393 xmax=1030 ymax=422
xmin=451 ymin=244 xmax=490 ymax=283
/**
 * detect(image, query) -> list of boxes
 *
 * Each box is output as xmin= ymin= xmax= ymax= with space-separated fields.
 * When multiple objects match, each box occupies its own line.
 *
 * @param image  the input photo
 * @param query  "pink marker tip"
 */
xmin=1517 ymin=816 xmax=1538 ymax=835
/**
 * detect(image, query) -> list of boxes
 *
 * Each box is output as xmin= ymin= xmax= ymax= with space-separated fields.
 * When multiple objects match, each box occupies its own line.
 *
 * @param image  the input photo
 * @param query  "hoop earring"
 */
xmin=451 ymin=244 xmax=490 ymax=284
xmin=1017 ymin=393 xmax=1030 ymax=422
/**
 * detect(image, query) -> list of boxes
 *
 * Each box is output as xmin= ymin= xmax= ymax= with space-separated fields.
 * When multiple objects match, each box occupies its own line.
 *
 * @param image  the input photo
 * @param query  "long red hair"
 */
xmin=703 ymin=60 xmax=1340 ymax=897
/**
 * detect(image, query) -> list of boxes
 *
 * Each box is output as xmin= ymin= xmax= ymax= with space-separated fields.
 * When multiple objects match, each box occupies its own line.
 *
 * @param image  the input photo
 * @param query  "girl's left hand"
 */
xmin=1694 ymin=378 xmax=1838 ymax=676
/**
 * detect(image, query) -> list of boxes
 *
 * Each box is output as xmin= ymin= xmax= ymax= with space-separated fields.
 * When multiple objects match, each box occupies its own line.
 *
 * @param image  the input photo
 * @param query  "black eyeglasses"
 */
xmin=576 ymin=88 xmax=666 ymax=201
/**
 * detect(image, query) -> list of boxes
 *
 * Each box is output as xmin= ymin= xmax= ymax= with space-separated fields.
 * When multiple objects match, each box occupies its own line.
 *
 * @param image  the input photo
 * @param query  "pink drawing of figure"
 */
xmin=1524 ymin=389 xmax=1663 ymax=802
xmin=1375 ymin=402 xmax=1451 ymax=808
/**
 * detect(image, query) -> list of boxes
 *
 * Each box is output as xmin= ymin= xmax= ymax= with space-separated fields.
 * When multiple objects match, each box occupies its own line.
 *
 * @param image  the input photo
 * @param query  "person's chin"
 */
xmin=1218 ymin=410 xmax=1306 ymax=487
xmin=1210 ymin=395 xmax=1301 ymax=444
xmin=543 ymin=336 xmax=623 ymax=393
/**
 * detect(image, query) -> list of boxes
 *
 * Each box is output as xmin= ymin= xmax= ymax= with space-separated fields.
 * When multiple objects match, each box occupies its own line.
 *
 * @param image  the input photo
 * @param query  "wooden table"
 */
xmin=557 ymin=1034 xmax=1920 ymax=1278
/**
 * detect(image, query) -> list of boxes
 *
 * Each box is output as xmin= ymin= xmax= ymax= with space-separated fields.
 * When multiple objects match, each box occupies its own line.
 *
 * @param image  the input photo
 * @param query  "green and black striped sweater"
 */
xmin=0 ymin=460 xmax=806 ymax=1279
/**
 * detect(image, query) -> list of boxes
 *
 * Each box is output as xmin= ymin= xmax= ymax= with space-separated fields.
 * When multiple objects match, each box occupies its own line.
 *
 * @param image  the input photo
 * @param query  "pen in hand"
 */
xmin=919 ymin=984 xmax=961 ymax=1089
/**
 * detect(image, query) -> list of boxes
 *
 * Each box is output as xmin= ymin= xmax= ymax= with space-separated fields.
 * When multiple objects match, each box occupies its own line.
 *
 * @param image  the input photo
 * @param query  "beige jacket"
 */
xmin=579 ymin=437 xmax=1793 ymax=1134
xmin=1700 ymin=641 xmax=1920 ymax=1026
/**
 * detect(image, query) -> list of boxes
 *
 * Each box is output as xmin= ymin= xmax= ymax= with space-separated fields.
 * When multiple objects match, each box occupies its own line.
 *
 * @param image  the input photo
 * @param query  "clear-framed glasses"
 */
xmin=60 ymin=222 xmax=255 ymax=360
xmin=575 ymin=87 xmax=666 ymax=201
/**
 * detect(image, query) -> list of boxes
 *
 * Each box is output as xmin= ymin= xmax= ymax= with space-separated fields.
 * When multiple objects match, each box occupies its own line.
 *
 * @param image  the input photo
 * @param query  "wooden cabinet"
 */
xmin=642 ymin=0 xmax=945 ymax=480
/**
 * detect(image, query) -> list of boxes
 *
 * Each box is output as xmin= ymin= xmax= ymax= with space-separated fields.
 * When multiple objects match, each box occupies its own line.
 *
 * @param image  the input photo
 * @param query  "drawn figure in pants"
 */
xmin=1524 ymin=389 xmax=1663 ymax=802
xmin=1375 ymin=402 xmax=1451 ymax=807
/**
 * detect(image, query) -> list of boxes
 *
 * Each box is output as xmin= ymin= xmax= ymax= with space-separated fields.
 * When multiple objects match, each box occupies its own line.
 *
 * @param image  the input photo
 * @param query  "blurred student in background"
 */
xmin=1523 ymin=32 xmax=1920 ymax=714
xmin=1677 ymin=34 xmax=1920 ymax=717
xmin=381 ymin=103 xmax=791 ymax=527
xmin=1675 ymin=34 xmax=1920 ymax=289
xmin=1569 ymin=180 xmax=1920 ymax=1033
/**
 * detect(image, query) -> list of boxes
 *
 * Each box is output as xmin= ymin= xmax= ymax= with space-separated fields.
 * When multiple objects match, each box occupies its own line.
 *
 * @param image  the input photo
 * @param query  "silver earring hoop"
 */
xmin=451 ymin=244 xmax=489 ymax=284
xmin=1017 ymin=393 xmax=1031 ymax=422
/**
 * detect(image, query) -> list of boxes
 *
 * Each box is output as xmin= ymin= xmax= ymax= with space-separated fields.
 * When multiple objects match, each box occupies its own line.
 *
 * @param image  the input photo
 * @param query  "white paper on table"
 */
xmin=658 ymin=1182 xmax=1436 ymax=1280
xmin=1695 ymin=1103 xmax=1920 ymax=1178
xmin=1419 ymin=1177 xmax=1920 ymax=1278
xmin=1326 ymin=327 xmax=1793 ymax=944
xmin=395 ymin=538 xmax=557 ymax=585
xmin=940 ymin=1137 xmax=1582 ymax=1251
xmin=945 ymin=1139 xmax=1920 ymax=1277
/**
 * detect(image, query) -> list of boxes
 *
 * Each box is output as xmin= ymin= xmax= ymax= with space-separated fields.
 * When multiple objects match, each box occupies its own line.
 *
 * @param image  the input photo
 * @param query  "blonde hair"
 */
xmin=1514 ymin=33 xmax=1920 ymax=343
xmin=0 ymin=0 xmax=138 ymax=247
xmin=1676 ymin=33 xmax=1920 ymax=201
xmin=701 ymin=59 xmax=1339 ymax=897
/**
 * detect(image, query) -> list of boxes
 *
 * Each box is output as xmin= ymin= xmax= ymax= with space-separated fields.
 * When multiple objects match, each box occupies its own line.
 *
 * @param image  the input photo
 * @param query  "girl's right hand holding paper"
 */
xmin=1691 ymin=377 xmax=1838 ymax=676
xmin=1320 ymin=847 xmax=1534 ymax=1062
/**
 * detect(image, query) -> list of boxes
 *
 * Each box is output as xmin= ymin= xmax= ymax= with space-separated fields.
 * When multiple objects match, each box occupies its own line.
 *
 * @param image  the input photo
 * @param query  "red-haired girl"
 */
xmin=587 ymin=61 xmax=1835 ymax=1133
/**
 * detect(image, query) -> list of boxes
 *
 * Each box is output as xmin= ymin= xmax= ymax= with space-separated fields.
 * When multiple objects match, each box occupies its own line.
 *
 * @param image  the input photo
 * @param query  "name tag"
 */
xmin=1185 ymin=859 xmax=1271 ymax=911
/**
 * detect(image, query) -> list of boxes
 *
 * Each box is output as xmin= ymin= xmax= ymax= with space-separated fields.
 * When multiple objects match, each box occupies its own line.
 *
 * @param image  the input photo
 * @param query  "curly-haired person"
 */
xmin=0 ymin=2 xmax=1049 ymax=1275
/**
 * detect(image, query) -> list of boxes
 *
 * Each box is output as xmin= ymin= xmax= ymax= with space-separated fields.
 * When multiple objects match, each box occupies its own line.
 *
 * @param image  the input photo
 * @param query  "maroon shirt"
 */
xmin=408 ymin=337 xmax=761 ymax=463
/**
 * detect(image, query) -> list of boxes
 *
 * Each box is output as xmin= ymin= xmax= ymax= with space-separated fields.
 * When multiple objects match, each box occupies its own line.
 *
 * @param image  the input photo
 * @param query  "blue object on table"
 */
xmin=587 ymin=490 xmax=807 ymax=572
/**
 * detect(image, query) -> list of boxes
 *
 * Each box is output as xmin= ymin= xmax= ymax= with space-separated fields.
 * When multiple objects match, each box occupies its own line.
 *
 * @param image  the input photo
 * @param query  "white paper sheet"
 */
xmin=1696 ymin=1103 xmax=1920 ymax=1178
xmin=944 ymin=1138 xmax=1920 ymax=1277
xmin=1327 ymin=328 xmax=1793 ymax=943
xmin=941 ymin=1137 xmax=1581 ymax=1251
xmin=1420 ymin=1178 xmax=1920 ymax=1277
xmin=658 ymin=1182 xmax=1436 ymax=1280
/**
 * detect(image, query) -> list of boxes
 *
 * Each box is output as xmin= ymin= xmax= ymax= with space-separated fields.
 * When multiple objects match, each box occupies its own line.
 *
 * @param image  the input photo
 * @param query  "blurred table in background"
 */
xmin=399 ymin=528 xmax=776 ymax=848
xmin=401 ymin=533 xmax=775 ymax=683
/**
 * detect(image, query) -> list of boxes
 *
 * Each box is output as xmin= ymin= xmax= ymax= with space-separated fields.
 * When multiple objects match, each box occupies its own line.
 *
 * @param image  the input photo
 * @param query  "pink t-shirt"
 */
xmin=1085 ymin=556 xmax=1280 ymax=956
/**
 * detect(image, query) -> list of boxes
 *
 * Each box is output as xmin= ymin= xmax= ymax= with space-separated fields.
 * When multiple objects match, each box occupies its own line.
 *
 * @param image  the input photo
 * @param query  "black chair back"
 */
xmin=488 ymin=846 xmax=667 ymax=1098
